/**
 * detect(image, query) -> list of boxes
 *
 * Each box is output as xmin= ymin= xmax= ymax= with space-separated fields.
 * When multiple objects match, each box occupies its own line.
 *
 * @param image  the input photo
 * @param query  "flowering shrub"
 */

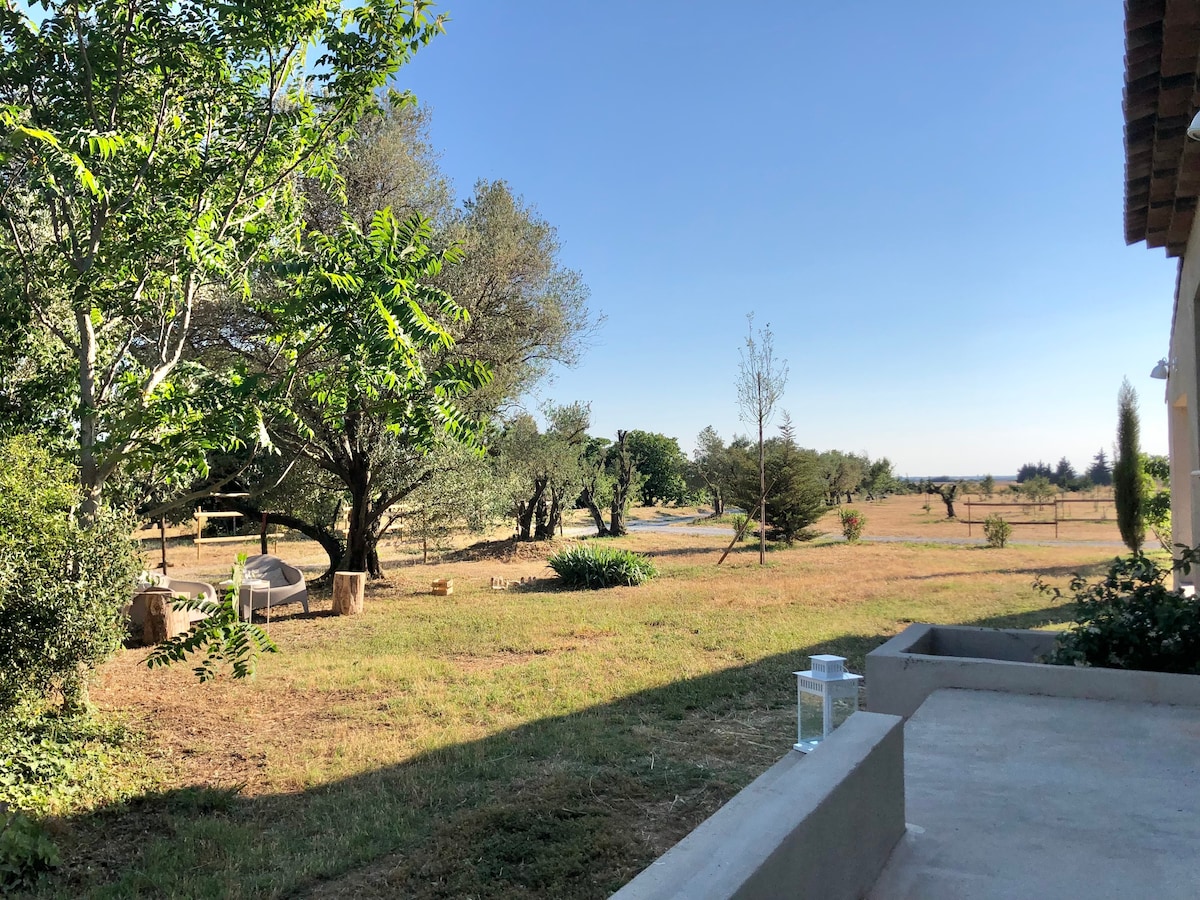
xmin=839 ymin=507 xmax=865 ymax=543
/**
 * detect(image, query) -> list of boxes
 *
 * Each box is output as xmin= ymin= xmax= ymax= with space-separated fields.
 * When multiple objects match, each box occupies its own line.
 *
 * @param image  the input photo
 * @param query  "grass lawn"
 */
xmin=41 ymin=518 xmax=1117 ymax=898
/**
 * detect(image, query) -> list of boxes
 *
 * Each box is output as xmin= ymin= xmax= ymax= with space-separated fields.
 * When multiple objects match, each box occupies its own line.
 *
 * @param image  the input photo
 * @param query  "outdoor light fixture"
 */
xmin=1188 ymin=110 xmax=1200 ymax=141
xmin=793 ymin=655 xmax=862 ymax=753
xmin=1150 ymin=358 xmax=1171 ymax=380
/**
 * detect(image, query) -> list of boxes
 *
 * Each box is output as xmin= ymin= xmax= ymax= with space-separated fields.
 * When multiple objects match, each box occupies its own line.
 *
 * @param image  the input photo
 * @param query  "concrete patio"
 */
xmin=869 ymin=688 xmax=1200 ymax=899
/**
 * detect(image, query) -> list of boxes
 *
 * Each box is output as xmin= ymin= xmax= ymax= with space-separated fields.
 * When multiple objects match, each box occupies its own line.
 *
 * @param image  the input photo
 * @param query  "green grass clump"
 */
xmin=547 ymin=544 xmax=658 ymax=588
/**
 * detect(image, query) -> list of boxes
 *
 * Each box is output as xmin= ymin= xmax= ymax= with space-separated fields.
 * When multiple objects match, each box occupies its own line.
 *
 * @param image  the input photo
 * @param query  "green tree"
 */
xmin=1087 ymin=448 xmax=1113 ymax=487
xmin=578 ymin=436 xmax=615 ymax=536
xmin=736 ymin=315 xmax=787 ymax=565
xmin=1114 ymin=379 xmax=1144 ymax=553
xmin=625 ymin=430 xmax=687 ymax=506
xmin=1022 ymin=474 xmax=1055 ymax=504
xmin=0 ymin=0 xmax=447 ymax=521
xmin=608 ymin=430 xmax=638 ymax=537
xmin=1142 ymin=453 xmax=1171 ymax=550
xmin=1052 ymin=456 xmax=1077 ymax=487
xmin=256 ymin=210 xmax=490 ymax=575
xmin=980 ymin=473 xmax=996 ymax=498
xmin=688 ymin=426 xmax=737 ymax=516
xmin=730 ymin=436 xmax=823 ymax=544
xmin=862 ymin=456 xmax=898 ymax=499
xmin=501 ymin=403 xmax=590 ymax=541
xmin=218 ymin=118 xmax=593 ymax=573
xmin=819 ymin=449 xmax=866 ymax=505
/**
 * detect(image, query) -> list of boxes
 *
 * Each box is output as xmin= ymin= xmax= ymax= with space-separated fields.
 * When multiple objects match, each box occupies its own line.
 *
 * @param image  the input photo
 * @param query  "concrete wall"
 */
xmin=867 ymin=623 xmax=1200 ymax=718
xmin=1170 ymin=216 xmax=1200 ymax=581
xmin=612 ymin=712 xmax=905 ymax=900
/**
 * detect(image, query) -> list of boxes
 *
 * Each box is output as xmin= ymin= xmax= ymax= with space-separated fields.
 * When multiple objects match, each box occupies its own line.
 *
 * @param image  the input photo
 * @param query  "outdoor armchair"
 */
xmin=238 ymin=554 xmax=309 ymax=619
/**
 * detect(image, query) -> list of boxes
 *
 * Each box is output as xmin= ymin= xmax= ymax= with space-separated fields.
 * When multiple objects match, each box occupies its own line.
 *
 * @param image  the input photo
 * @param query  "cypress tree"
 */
xmin=1114 ymin=379 xmax=1144 ymax=553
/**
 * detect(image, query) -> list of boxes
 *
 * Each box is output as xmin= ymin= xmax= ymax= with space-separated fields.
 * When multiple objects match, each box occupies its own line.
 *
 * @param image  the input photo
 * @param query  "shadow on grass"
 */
xmin=48 ymin=608 xmax=1071 ymax=900
xmin=891 ymin=560 xmax=1111 ymax=583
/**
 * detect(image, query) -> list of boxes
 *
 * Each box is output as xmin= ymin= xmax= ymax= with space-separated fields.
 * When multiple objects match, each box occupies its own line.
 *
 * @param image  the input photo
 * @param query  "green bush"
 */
xmin=839 ymin=507 xmax=865 ymax=542
xmin=0 ymin=436 xmax=140 ymax=712
xmin=1039 ymin=554 xmax=1200 ymax=674
xmin=983 ymin=514 xmax=1011 ymax=548
xmin=0 ymin=713 xmax=145 ymax=816
xmin=0 ymin=809 xmax=59 ymax=892
xmin=547 ymin=544 xmax=657 ymax=588
xmin=730 ymin=513 xmax=752 ymax=542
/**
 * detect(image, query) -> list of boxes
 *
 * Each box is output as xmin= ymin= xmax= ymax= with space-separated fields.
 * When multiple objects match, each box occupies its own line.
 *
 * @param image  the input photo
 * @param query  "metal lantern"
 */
xmin=793 ymin=654 xmax=862 ymax=753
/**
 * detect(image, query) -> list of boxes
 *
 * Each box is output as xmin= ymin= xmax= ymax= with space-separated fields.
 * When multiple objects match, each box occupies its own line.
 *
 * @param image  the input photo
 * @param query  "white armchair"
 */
xmin=238 ymin=554 xmax=309 ymax=619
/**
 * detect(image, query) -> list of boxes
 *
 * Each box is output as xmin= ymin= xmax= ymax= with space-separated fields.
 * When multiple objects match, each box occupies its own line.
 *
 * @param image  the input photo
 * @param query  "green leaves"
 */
xmin=146 ymin=559 xmax=278 ymax=682
xmin=270 ymin=207 xmax=491 ymax=453
xmin=1 ymin=0 xmax=450 ymax=514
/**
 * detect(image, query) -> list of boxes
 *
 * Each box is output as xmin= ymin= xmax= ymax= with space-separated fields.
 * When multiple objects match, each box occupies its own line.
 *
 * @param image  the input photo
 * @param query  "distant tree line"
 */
xmin=1015 ymin=450 xmax=1112 ymax=491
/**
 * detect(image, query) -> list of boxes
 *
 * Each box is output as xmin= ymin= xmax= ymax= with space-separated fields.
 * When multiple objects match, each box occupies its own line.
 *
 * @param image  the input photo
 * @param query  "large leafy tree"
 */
xmin=688 ymin=426 xmax=737 ymax=517
xmin=0 ymin=0 xmax=446 ymax=519
xmin=625 ymin=430 xmax=687 ymax=506
xmin=500 ymin=403 xmax=590 ymax=541
xmin=221 ymin=112 xmax=593 ymax=571
xmin=256 ymin=209 xmax=489 ymax=576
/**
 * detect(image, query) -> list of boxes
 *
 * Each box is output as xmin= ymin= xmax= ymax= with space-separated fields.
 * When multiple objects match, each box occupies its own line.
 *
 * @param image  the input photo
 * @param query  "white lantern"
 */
xmin=793 ymin=654 xmax=862 ymax=753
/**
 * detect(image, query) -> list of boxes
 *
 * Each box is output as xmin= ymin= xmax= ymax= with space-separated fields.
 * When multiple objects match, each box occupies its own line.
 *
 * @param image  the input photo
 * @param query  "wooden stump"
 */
xmin=332 ymin=571 xmax=366 ymax=615
xmin=142 ymin=591 xmax=189 ymax=645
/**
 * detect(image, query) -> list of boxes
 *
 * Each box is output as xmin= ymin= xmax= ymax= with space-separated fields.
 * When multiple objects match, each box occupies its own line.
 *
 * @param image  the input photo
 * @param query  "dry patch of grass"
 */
xmin=43 ymin=530 xmax=1116 ymax=898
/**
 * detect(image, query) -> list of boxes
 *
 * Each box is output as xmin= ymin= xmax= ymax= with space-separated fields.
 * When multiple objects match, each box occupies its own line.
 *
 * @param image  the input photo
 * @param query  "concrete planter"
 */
xmin=866 ymin=623 xmax=1200 ymax=718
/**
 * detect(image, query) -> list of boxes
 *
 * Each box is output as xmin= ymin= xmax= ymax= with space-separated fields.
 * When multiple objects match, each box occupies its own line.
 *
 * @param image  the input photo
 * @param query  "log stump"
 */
xmin=332 ymin=571 xmax=366 ymax=616
xmin=142 ymin=590 xmax=190 ymax=645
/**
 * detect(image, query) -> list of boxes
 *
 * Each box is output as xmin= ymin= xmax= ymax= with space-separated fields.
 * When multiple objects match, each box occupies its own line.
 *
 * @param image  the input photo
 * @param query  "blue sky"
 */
xmin=402 ymin=0 xmax=1174 ymax=477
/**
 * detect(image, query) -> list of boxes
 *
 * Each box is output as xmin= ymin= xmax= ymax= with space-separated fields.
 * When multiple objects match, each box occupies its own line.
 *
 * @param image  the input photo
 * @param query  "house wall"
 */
xmin=1169 ymin=217 xmax=1200 ymax=579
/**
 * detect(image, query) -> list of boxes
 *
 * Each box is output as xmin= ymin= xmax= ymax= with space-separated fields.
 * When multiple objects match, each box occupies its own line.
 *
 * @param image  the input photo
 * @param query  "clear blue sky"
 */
xmin=401 ymin=0 xmax=1174 ymax=477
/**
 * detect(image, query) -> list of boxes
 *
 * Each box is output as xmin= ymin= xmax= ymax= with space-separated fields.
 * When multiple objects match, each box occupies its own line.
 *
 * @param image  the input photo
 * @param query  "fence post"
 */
xmin=967 ymin=499 xmax=972 ymax=536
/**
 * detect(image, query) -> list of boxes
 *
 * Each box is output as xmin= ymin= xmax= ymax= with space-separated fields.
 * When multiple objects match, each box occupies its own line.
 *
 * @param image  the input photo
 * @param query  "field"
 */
xmin=43 ymin=493 xmax=1125 ymax=898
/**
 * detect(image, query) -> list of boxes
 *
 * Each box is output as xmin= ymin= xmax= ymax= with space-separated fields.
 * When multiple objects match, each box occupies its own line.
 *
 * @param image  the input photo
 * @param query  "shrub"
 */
xmin=1039 ymin=554 xmax=1200 ymax=674
xmin=0 ymin=713 xmax=145 ymax=816
xmin=0 ymin=436 xmax=140 ymax=712
xmin=0 ymin=809 xmax=58 ymax=892
xmin=983 ymin=514 xmax=1011 ymax=548
xmin=730 ymin=513 xmax=752 ymax=542
xmin=839 ymin=507 xmax=865 ymax=542
xmin=547 ymin=544 xmax=657 ymax=588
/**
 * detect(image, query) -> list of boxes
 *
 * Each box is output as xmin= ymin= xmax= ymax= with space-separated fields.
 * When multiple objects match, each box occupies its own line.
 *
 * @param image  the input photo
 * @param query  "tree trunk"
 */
xmin=517 ymin=478 xmax=547 ymax=541
xmin=534 ymin=495 xmax=551 ymax=540
xmin=610 ymin=431 xmax=632 ymax=537
xmin=341 ymin=467 xmax=384 ymax=578
xmin=581 ymin=486 xmax=609 ymax=536
xmin=332 ymin=571 xmax=366 ymax=615
xmin=221 ymin=498 xmax=344 ymax=581
xmin=758 ymin=414 xmax=766 ymax=565
xmin=76 ymin=307 xmax=102 ymax=525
